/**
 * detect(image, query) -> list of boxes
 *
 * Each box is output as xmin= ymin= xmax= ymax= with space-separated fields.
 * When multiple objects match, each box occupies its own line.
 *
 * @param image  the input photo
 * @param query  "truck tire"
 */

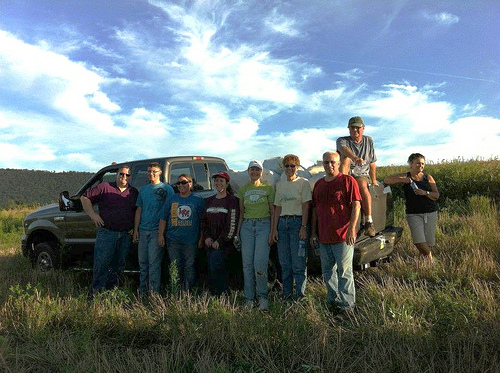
xmin=33 ymin=242 xmax=60 ymax=271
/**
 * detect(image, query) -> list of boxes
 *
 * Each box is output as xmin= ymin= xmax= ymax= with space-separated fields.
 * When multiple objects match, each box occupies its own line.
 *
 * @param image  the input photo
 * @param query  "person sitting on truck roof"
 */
xmin=158 ymin=174 xmax=205 ymax=291
xmin=133 ymin=162 xmax=174 ymax=296
xmin=383 ymin=153 xmax=439 ymax=262
xmin=336 ymin=116 xmax=378 ymax=237
xmin=310 ymin=151 xmax=361 ymax=314
xmin=81 ymin=165 xmax=139 ymax=298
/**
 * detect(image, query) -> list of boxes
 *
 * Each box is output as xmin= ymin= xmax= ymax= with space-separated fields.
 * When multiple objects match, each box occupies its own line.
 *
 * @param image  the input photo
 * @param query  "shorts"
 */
xmin=353 ymin=175 xmax=371 ymax=184
xmin=406 ymin=211 xmax=437 ymax=246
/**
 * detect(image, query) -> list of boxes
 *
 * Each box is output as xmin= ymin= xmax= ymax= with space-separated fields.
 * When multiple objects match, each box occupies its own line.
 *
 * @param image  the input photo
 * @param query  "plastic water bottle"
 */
xmin=233 ymin=236 xmax=241 ymax=251
xmin=298 ymin=239 xmax=306 ymax=257
xmin=410 ymin=180 xmax=419 ymax=192
xmin=312 ymin=237 xmax=320 ymax=256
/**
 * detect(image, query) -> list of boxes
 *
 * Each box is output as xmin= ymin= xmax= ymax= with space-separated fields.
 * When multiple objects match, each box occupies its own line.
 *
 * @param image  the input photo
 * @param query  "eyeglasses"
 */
xmin=119 ymin=172 xmax=131 ymax=177
xmin=323 ymin=161 xmax=338 ymax=165
xmin=176 ymin=180 xmax=191 ymax=185
xmin=284 ymin=164 xmax=296 ymax=168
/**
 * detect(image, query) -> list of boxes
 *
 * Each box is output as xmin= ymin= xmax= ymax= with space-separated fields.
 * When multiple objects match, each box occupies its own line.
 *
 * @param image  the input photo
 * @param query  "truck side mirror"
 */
xmin=59 ymin=191 xmax=73 ymax=211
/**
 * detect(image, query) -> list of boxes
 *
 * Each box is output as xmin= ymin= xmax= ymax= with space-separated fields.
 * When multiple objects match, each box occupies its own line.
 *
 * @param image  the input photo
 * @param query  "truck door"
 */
xmin=64 ymin=169 xmax=119 ymax=266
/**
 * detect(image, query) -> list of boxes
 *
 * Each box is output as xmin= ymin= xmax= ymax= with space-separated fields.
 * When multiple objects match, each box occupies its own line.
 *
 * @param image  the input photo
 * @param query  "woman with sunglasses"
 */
xmin=158 ymin=174 xmax=205 ymax=291
xmin=237 ymin=160 xmax=275 ymax=310
xmin=201 ymin=171 xmax=240 ymax=295
xmin=271 ymin=154 xmax=312 ymax=301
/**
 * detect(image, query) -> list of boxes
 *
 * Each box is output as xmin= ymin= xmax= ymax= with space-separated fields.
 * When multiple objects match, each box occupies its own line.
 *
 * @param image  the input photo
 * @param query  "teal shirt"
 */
xmin=136 ymin=182 xmax=174 ymax=231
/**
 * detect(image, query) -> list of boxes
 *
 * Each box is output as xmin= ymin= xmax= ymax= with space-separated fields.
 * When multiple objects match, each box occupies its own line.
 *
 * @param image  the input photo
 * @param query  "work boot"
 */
xmin=364 ymin=222 xmax=376 ymax=237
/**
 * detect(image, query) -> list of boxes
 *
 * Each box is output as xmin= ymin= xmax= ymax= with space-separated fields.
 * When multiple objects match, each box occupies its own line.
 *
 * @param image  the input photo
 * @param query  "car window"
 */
xmin=82 ymin=169 xmax=118 ymax=192
xmin=130 ymin=163 xmax=150 ymax=190
xmin=100 ymin=170 xmax=118 ymax=185
xmin=169 ymin=163 xmax=194 ymax=185
xmin=168 ymin=160 xmax=227 ymax=192
xmin=207 ymin=162 xmax=227 ymax=178
xmin=192 ymin=163 xmax=207 ymax=191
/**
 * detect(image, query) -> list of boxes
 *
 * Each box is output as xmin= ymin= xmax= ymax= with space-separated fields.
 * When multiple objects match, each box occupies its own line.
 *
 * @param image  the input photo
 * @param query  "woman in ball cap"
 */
xmin=236 ymin=160 xmax=275 ymax=310
xmin=201 ymin=171 xmax=240 ymax=295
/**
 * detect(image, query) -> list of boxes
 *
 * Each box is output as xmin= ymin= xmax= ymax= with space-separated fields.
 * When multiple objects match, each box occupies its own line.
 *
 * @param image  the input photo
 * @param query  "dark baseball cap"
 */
xmin=348 ymin=116 xmax=364 ymax=127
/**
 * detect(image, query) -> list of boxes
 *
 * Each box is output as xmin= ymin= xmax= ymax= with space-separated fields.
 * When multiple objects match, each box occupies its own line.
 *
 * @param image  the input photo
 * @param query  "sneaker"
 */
xmin=258 ymin=297 xmax=269 ymax=311
xmin=364 ymin=222 xmax=376 ymax=237
xmin=244 ymin=299 xmax=254 ymax=309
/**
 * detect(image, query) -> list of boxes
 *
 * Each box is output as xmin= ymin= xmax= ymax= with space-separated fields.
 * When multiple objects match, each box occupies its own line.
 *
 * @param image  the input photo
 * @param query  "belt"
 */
xmin=280 ymin=215 xmax=301 ymax=218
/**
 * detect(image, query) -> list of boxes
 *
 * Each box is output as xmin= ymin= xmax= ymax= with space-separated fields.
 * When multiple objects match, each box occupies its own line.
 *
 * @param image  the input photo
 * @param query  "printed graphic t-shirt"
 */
xmin=136 ymin=182 xmax=174 ymax=231
xmin=238 ymin=183 xmax=275 ymax=219
xmin=161 ymin=193 xmax=205 ymax=244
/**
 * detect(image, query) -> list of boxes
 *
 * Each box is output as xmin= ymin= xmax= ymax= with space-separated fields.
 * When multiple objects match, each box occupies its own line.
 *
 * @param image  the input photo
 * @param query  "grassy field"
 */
xmin=0 ymin=161 xmax=499 ymax=372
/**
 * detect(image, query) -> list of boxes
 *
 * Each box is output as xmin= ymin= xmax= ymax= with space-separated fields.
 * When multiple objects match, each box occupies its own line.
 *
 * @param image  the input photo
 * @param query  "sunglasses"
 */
xmin=284 ymin=164 xmax=296 ymax=168
xmin=147 ymin=170 xmax=160 ymax=174
xmin=176 ymin=180 xmax=191 ymax=185
xmin=119 ymin=172 xmax=131 ymax=177
xmin=323 ymin=161 xmax=337 ymax=165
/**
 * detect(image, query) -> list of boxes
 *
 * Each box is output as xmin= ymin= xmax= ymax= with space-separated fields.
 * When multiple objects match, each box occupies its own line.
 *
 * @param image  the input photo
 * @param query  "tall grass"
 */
xmin=377 ymin=158 xmax=500 ymax=204
xmin=1 ymin=189 xmax=499 ymax=371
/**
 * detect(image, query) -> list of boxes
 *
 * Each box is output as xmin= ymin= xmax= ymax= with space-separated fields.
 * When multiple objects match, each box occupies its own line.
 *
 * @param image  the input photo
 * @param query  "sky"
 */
xmin=0 ymin=0 xmax=499 ymax=172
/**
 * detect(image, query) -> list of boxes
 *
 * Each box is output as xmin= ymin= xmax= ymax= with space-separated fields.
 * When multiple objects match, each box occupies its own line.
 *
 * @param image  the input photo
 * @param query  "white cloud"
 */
xmin=0 ymin=30 xmax=121 ymax=133
xmin=336 ymin=68 xmax=364 ymax=81
xmin=422 ymin=11 xmax=459 ymax=26
xmin=87 ymin=91 xmax=121 ymax=112
xmin=462 ymin=101 xmax=485 ymax=116
xmin=264 ymin=9 xmax=301 ymax=37
xmin=357 ymin=83 xmax=453 ymax=132
xmin=126 ymin=2 xmax=303 ymax=106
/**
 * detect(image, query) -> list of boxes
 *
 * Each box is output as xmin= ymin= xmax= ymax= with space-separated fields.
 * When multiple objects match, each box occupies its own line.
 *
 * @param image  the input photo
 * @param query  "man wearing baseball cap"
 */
xmin=336 ymin=116 xmax=378 ymax=237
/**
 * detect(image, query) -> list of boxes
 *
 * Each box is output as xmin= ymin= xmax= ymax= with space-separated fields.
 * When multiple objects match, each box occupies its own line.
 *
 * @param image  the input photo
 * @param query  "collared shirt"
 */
xmin=83 ymin=181 xmax=138 ymax=231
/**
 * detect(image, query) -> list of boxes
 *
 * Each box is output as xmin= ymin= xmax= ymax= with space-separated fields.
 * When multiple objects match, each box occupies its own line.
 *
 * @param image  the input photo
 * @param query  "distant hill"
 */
xmin=0 ymin=169 xmax=94 ymax=209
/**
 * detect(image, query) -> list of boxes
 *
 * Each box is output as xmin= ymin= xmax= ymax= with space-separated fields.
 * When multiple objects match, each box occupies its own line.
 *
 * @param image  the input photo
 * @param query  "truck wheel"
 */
xmin=33 ymin=242 xmax=60 ymax=271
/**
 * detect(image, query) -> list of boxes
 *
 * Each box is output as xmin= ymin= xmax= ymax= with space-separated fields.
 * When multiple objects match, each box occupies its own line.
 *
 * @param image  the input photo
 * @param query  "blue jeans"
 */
xmin=91 ymin=227 xmax=132 ymax=293
xmin=207 ymin=248 xmax=227 ymax=295
xmin=277 ymin=216 xmax=307 ymax=300
xmin=240 ymin=218 xmax=271 ymax=301
xmin=319 ymin=242 xmax=355 ymax=310
xmin=167 ymin=240 xmax=197 ymax=291
xmin=138 ymin=229 xmax=163 ymax=294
